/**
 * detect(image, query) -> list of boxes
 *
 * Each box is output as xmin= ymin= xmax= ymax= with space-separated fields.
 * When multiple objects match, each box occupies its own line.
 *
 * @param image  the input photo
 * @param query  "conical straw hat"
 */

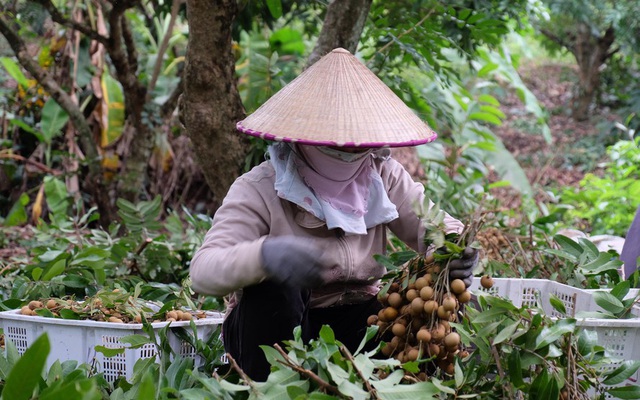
xmin=236 ymin=48 xmax=437 ymax=147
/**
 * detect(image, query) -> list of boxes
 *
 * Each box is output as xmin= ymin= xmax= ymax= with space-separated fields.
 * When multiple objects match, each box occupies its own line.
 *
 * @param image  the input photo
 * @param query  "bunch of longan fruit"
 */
xmin=368 ymin=253 xmax=489 ymax=378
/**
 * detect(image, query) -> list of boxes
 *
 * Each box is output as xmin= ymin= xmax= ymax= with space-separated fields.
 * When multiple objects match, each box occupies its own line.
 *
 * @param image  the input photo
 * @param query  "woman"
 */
xmin=189 ymin=48 xmax=478 ymax=380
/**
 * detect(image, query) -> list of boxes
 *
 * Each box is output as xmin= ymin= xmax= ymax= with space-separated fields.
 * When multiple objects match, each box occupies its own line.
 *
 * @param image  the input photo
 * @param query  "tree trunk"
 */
xmin=307 ymin=0 xmax=373 ymax=68
xmin=182 ymin=0 xmax=248 ymax=210
xmin=571 ymin=24 xmax=616 ymax=121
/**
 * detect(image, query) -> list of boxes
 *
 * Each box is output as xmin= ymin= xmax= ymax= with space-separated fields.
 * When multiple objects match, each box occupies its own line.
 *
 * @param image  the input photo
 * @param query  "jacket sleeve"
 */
xmin=384 ymin=159 xmax=464 ymax=253
xmin=189 ymin=175 xmax=271 ymax=297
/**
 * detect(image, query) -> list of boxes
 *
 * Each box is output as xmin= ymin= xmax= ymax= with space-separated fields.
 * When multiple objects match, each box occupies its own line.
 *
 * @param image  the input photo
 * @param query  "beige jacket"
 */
xmin=190 ymin=157 xmax=463 ymax=309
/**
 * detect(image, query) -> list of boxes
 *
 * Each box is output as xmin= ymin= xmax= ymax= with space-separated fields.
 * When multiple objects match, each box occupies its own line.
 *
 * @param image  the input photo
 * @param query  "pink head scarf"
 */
xmin=295 ymin=145 xmax=373 ymax=217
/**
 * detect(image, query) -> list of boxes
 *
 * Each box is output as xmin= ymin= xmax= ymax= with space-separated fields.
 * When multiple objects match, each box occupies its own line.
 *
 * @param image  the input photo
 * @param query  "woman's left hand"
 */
xmin=448 ymin=247 xmax=479 ymax=287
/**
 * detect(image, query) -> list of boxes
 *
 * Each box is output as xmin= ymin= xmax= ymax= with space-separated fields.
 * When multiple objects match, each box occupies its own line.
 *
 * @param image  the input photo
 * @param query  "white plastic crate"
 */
xmin=469 ymin=278 xmax=640 ymax=391
xmin=0 ymin=310 xmax=224 ymax=382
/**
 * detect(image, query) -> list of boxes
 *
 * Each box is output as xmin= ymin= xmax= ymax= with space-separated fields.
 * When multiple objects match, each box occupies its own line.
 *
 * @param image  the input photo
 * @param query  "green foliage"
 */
xmin=1 ymin=188 xmax=216 ymax=305
xmin=560 ymin=137 xmax=640 ymax=236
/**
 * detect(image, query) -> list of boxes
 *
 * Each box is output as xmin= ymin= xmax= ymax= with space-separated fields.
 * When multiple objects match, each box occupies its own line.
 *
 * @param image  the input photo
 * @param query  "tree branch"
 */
xmin=33 ymin=0 xmax=108 ymax=45
xmin=273 ymin=344 xmax=345 ymax=397
xmin=307 ymin=0 xmax=373 ymax=68
xmin=148 ymin=0 xmax=184 ymax=97
xmin=339 ymin=345 xmax=379 ymax=399
xmin=539 ymin=28 xmax=572 ymax=52
xmin=0 ymin=13 xmax=99 ymax=164
xmin=121 ymin=14 xmax=138 ymax=77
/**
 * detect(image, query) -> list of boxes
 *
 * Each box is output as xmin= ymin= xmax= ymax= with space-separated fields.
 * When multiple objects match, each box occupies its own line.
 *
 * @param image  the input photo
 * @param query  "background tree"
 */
xmin=535 ymin=0 xmax=640 ymax=121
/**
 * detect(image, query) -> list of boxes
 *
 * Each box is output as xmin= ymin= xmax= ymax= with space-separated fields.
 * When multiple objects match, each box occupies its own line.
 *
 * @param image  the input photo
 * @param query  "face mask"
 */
xmin=316 ymin=146 xmax=373 ymax=162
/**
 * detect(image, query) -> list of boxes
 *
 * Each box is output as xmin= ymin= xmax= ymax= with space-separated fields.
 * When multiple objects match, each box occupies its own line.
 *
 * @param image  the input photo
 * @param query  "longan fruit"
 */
xmin=46 ymin=299 xmax=57 ymax=309
xmin=445 ymin=362 xmax=455 ymax=375
xmin=444 ymin=332 xmax=461 ymax=349
xmin=424 ymin=254 xmax=435 ymax=264
xmin=367 ymin=315 xmax=378 ymax=326
xmin=437 ymin=306 xmax=451 ymax=320
xmin=134 ymin=315 xmax=142 ymax=323
xmin=181 ymin=312 xmax=193 ymax=321
xmin=431 ymin=326 xmax=446 ymax=342
xmin=457 ymin=290 xmax=472 ymax=304
xmin=406 ymin=289 xmax=419 ymax=302
xmin=166 ymin=311 xmax=178 ymax=320
xmin=383 ymin=307 xmax=398 ymax=321
xmin=481 ymin=275 xmax=494 ymax=289
xmin=389 ymin=282 xmax=400 ymax=293
xmin=414 ymin=277 xmax=429 ymax=291
xmin=20 ymin=306 xmax=31 ymax=315
xmin=28 ymin=301 xmax=43 ymax=310
xmin=411 ymin=317 xmax=424 ymax=331
xmin=428 ymin=343 xmax=440 ymax=357
xmin=442 ymin=296 xmax=457 ymax=312
xmin=419 ymin=286 xmax=434 ymax=301
xmin=378 ymin=292 xmax=389 ymax=306
xmin=108 ymin=317 xmax=124 ymax=323
xmin=424 ymin=300 xmax=438 ymax=314
xmin=416 ymin=329 xmax=432 ymax=343
xmin=381 ymin=343 xmax=394 ymax=357
xmin=407 ymin=348 xmax=420 ymax=361
xmin=450 ymin=279 xmax=466 ymax=295
xmin=175 ymin=310 xmax=185 ymax=320
xmin=410 ymin=297 xmax=425 ymax=315
xmin=392 ymin=323 xmax=406 ymax=337
xmin=388 ymin=292 xmax=403 ymax=308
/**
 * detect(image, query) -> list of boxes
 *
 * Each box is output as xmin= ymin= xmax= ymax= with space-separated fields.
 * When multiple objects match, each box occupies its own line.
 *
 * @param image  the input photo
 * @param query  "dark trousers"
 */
xmin=222 ymin=281 xmax=383 ymax=381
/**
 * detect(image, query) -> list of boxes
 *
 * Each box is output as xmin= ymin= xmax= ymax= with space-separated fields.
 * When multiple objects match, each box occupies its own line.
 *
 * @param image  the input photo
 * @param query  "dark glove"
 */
xmin=261 ymin=236 xmax=326 ymax=288
xmin=448 ymin=247 xmax=479 ymax=287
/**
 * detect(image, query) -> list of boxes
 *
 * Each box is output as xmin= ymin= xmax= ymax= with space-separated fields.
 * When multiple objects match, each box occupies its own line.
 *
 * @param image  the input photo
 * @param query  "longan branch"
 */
xmin=225 ymin=353 xmax=261 ymax=395
xmin=273 ymin=344 xmax=345 ymax=397
xmin=339 ymin=345 xmax=380 ymax=399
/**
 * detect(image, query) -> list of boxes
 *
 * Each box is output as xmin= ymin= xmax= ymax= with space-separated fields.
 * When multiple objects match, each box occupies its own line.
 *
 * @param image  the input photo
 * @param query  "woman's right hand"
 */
xmin=261 ymin=236 xmax=327 ymax=288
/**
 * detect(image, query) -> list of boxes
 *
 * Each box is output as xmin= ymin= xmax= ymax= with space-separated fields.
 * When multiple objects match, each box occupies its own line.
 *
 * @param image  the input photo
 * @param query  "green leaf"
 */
xmin=0 ymin=57 xmax=29 ymax=88
xmin=34 ymin=308 xmax=55 ymax=318
xmin=355 ymin=325 xmax=378 ymax=355
xmin=40 ymin=99 xmax=69 ymax=144
xmin=607 ymin=385 xmax=640 ymax=399
xmin=534 ymin=319 xmax=576 ymax=350
xmin=94 ymin=346 xmax=125 ymax=357
xmin=611 ymin=280 xmax=631 ymax=299
xmin=553 ymin=235 xmax=583 ymax=258
xmin=3 ymin=333 xmax=51 ymax=400
xmin=135 ymin=369 xmax=157 ymax=400
xmin=59 ymin=308 xmax=80 ymax=320
xmin=375 ymin=381 xmax=438 ymax=398
xmin=469 ymin=112 xmax=502 ymax=125
xmin=508 ymin=351 xmax=525 ymax=388
xmin=44 ymin=176 xmax=70 ymax=217
xmin=4 ymin=193 xmax=29 ymax=226
xmin=478 ymin=94 xmax=500 ymax=106
xmin=603 ymin=361 xmax=640 ymax=386
xmin=265 ymin=0 xmax=283 ymax=18
xmin=319 ymin=325 xmax=336 ymax=344
xmin=549 ymin=294 xmax=567 ymax=315
xmin=493 ymin=319 xmax=519 ymax=345
xmin=32 ymin=267 xmax=43 ymax=281
xmin=119 ymin=334 xmax=153 ymax=348
xmin=593 ymin=291 xmax=625 ymax=314
xmin=42 ymin=259 xmax=66 ymax=281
